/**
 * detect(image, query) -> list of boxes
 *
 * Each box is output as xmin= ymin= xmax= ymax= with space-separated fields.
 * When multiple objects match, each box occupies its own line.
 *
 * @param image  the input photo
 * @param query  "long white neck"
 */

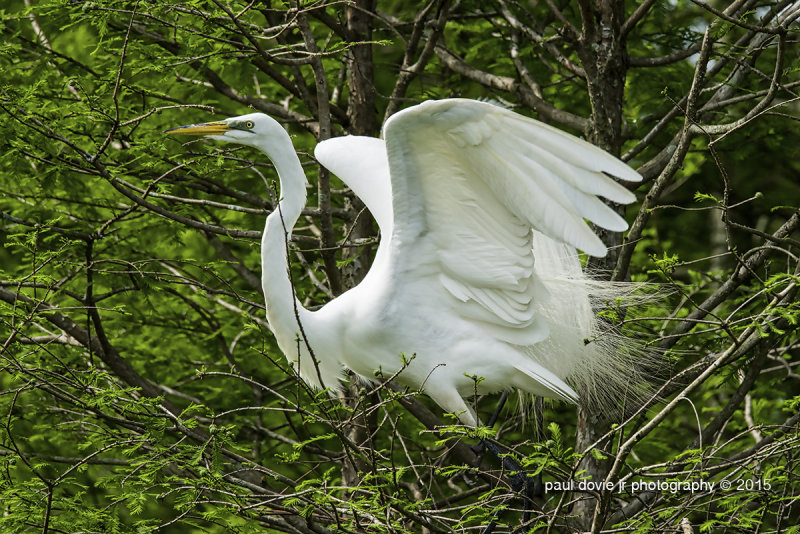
xmin=258 ymin=134 xmax=310 ymax=366
xmin=257 ymin=131 xmax=345 ymax=391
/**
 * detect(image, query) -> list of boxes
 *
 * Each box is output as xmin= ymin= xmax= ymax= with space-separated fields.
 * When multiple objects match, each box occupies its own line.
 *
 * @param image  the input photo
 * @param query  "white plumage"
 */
xmin=168 ymin=99 xmax=642 ymax=426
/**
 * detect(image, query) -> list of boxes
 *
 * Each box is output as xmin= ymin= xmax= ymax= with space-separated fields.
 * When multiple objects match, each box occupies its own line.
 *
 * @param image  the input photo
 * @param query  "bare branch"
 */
xmin=434 ymin=45 xmax=588 ymax=131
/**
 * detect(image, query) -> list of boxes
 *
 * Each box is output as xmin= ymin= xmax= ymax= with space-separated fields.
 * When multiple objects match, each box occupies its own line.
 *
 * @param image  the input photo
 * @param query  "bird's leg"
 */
xmin=487 ymin=390 xmax=510 ymax=428
xmin=476 ymin=394 xmax=549 ymax=534
xmin=472 ymin=391 xmax=540 ymax=495
xmin=480 ymin=439 xmax=529 ymax=492
xmin=471 ymin=392 xmax=539 ymax=534
xmin=478 ymin=439 xmax=536 ymax=534
xmin=471 ymin=390 xmax=510 ymax=458
xmin=520 ymin=396 xmax=545 ymax=527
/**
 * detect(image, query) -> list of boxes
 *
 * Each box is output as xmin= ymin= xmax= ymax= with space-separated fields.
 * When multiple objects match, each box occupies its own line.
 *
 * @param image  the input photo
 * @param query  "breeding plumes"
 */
xmin=167 ymin=99 xmax=643 ymax=426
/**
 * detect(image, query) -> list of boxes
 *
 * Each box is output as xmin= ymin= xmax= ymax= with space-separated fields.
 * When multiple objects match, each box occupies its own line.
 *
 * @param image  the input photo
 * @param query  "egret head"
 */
xmin=166 ymin=112 xmax=285 ymax=150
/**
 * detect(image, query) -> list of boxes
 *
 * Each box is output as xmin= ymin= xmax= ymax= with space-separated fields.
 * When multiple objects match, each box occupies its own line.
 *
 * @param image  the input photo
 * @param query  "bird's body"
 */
xmin=168 ymin=99 xmax=642 ymax=426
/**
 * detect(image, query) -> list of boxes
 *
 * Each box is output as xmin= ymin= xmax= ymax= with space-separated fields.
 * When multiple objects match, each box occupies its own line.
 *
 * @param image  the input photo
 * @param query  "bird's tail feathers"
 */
xmin=526 ymin=234 xmax=666 ymax=420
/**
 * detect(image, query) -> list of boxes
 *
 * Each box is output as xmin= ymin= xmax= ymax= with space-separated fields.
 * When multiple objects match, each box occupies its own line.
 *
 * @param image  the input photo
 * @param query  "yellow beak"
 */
xmin=164 ymin=121 xmax=231 ymax=136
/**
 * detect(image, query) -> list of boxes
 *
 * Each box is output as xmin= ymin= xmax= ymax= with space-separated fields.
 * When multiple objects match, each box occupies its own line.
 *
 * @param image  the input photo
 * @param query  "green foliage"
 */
xmin=1 ymin=0 xmax=799 ymax=533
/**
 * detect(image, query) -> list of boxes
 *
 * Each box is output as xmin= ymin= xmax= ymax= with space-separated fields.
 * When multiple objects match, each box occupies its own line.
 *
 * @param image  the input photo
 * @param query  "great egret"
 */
xmin=167 ymin=99 xmax=642 ymax=427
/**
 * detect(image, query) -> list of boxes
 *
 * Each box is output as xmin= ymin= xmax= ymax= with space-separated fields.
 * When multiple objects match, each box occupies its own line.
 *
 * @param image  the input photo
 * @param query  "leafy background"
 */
xmin=1 ymin=1 xmax=799 ymax=533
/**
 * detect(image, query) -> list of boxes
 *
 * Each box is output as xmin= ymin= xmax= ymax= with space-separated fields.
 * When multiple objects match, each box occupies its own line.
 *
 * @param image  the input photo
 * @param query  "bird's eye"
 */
xmin=245 ymin=121 xmax=255 ymax=129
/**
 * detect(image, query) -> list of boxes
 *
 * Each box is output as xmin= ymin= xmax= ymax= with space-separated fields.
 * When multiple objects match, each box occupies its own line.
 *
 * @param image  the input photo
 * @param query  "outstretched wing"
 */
xmin=314 ymin=135 xmax=392 ymax=234
xmin=383 ymin=99 xmax=640 ymax=346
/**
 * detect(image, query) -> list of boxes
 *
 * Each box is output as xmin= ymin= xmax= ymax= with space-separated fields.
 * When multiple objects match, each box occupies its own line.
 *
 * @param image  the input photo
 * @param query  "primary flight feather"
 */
xmin=167 ymin=99 xmax=642 ymax=426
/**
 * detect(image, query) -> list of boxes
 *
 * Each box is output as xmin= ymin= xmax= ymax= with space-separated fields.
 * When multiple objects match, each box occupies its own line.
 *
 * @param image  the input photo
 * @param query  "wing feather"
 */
xmin=383 ymin=99 xmax=640 ymax=347
xmin=315 ymin=136 xmax=392 ymax=233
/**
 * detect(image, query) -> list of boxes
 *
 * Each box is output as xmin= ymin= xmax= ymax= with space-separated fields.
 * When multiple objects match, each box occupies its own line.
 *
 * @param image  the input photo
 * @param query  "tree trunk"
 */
xmin=573 ymin=1 xmax=628 ymax=530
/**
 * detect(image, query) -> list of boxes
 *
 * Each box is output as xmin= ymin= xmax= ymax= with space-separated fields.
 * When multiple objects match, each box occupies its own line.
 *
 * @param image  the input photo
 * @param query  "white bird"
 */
xmin=167 ymin=99 xmax=642 ymax=427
